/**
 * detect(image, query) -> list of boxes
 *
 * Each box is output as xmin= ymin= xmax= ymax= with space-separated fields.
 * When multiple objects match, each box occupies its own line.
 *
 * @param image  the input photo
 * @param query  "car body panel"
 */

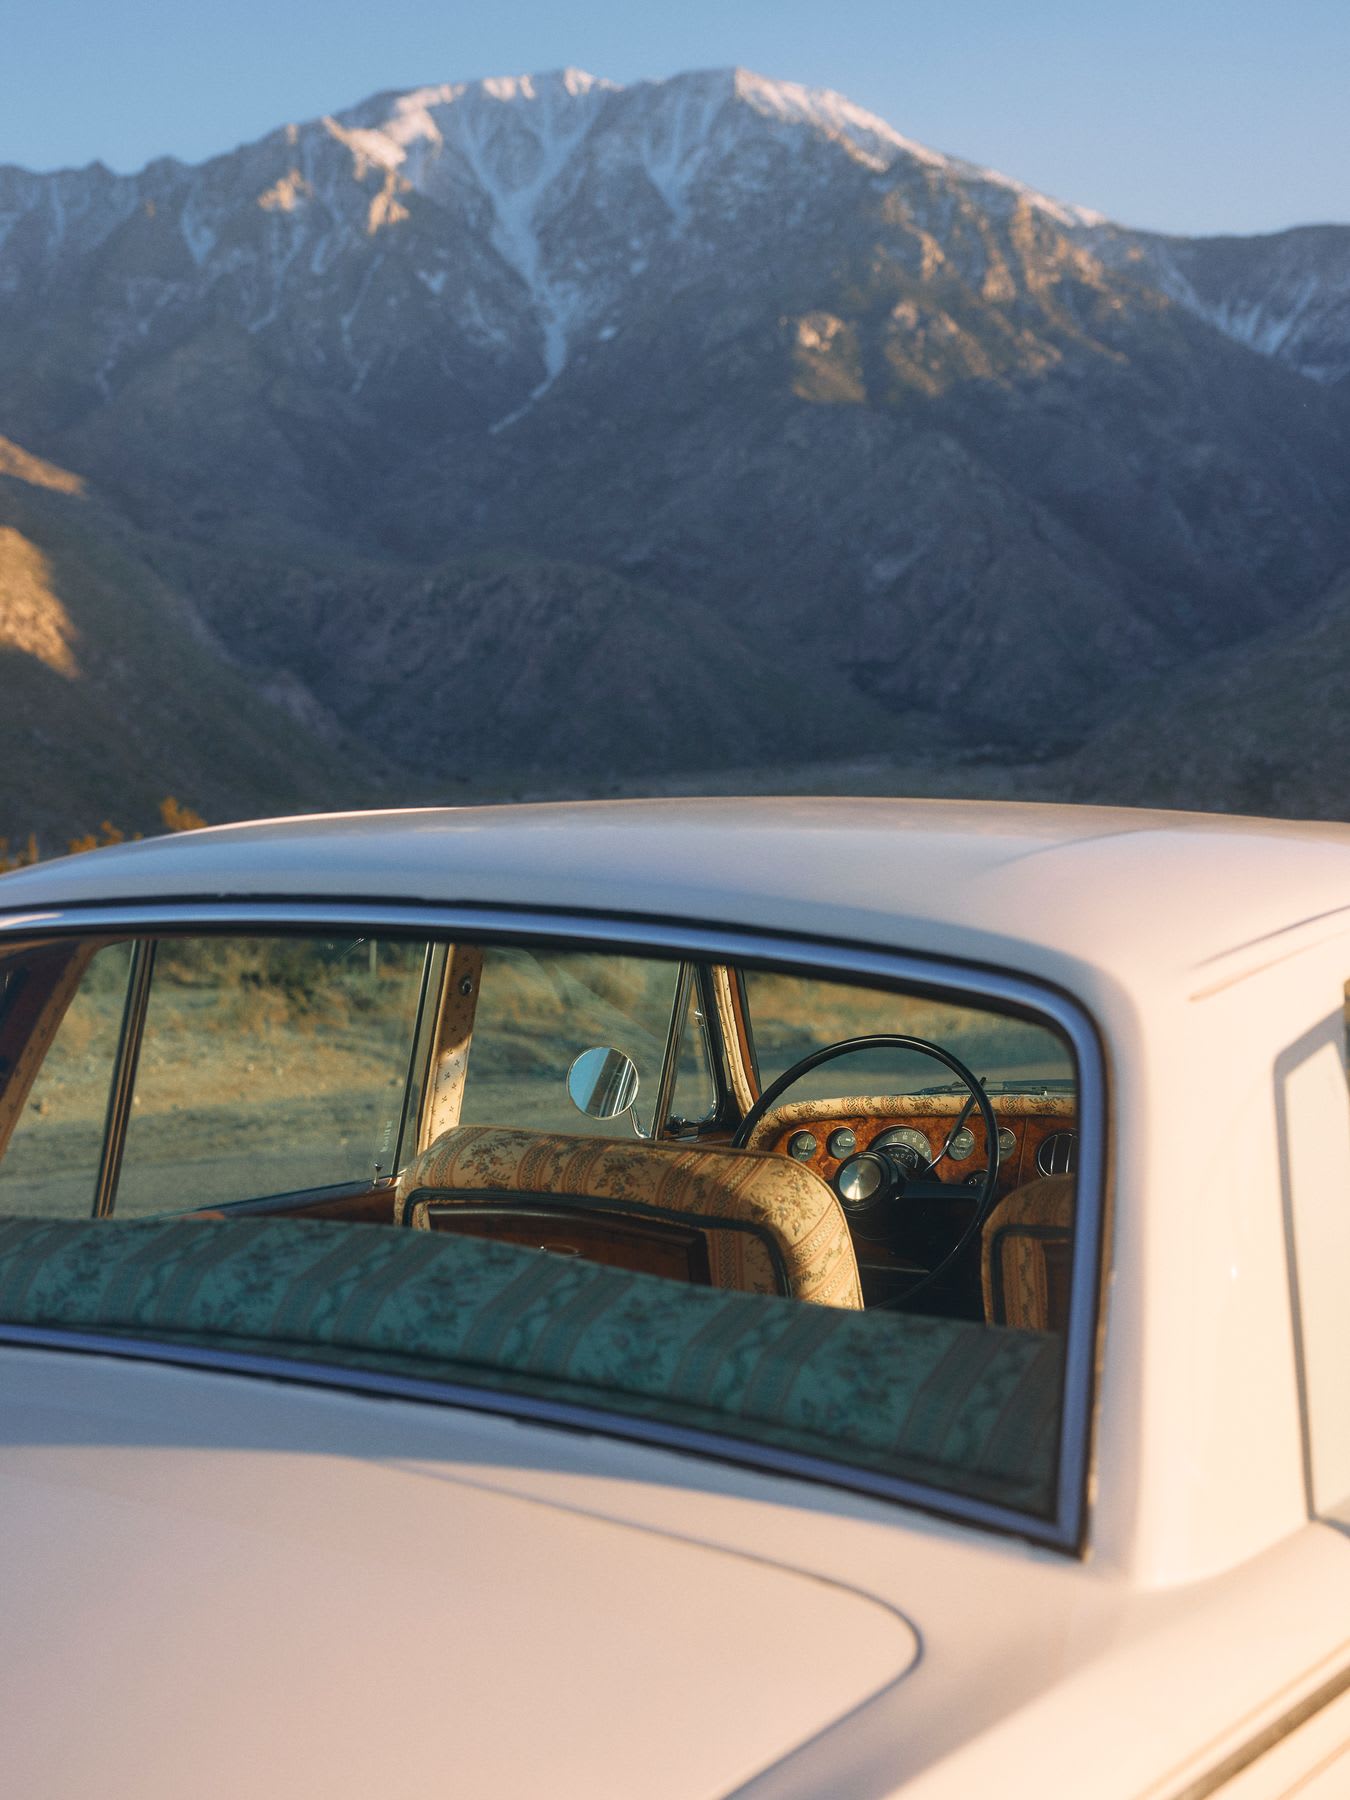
xmin=7 ymin=1345 xmax=1350 ymax=1800
xmin=2 ymin=799 xmax=1349 ymax=999
xmin=1 ymin=1347 xmax=919 ymax=1800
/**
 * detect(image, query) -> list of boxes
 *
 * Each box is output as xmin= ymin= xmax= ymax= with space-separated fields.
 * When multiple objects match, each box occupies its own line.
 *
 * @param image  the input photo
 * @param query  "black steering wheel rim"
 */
xmin=731 ymin=1033 xmax=1001 ymax=1308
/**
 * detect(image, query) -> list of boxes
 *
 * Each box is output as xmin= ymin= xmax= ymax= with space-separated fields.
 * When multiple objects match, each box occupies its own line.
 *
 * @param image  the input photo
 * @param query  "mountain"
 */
xmin=1085 ymin=222 xmax=1350 ymax=385
xmin=1058 ymin=563 xmax=1350 ymax=817
xmin=0 ymin=441 xmax=388 ymax=842
xmin=0 ymin=67 xmax=1347 ymax=829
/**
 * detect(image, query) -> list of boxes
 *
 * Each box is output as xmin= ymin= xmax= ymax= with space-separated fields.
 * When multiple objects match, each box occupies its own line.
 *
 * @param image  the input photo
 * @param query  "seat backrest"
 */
xmin=981 ymin=1175 xmax=1074 ymax=1331
xmin=396 ymin=1125 xmax=862 ymax=1308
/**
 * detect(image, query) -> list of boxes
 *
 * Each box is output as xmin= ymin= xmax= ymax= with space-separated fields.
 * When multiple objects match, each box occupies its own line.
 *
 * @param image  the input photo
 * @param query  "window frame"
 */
xmin=0 ymin=896 xmax=1109 ymax=1554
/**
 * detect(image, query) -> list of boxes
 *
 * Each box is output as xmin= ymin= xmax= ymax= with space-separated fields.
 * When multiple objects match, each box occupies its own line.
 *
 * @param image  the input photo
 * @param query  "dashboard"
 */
xmin=749 ymin=1092 xmax=1078 ymax=1309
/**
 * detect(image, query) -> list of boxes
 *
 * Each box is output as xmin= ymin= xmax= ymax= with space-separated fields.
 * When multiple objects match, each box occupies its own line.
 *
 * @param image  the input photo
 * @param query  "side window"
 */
xmin=0 ymin=941 xmax=132 ymax=1218
xmin=111 ymin=936 xmax=428 ymax=1216
xmin=460 ymin=949 xmax=711 ymax=1136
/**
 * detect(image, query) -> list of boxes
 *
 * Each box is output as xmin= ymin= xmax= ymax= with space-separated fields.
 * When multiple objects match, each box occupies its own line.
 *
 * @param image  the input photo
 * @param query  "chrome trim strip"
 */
xmin=394 ymin=942 xmax=440 ymax=1177
xmin=409 ymin=941 xmax=450 ymax=1154
xmin=0 ymin=896 xmax=1108 ymax=1553
xmin=651 ymin=959 xmax=695 ymax=1141
xmin=1165 ymin=1659 xmax=1350 ymax=1799
xmin=0 ymin=1322 xmax=1062 ymax=1545
xmin=93 ymin=938 xmax=155 ymax=1218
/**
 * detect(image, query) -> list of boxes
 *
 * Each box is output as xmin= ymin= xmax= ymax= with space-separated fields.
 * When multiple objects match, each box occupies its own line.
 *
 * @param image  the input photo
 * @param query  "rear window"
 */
xmin=0 ymin=926 xmax=1096 ymax=1540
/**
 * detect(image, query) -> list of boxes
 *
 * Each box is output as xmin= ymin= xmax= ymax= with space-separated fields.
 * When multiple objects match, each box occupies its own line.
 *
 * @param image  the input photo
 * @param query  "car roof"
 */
xmin=2 ymin=797 xmax=1349 ymax=997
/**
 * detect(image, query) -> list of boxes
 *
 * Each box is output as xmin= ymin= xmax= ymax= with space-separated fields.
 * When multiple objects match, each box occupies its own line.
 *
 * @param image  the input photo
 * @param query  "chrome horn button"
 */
xmin=836 ymin=1152 xmax=889 ymax=1209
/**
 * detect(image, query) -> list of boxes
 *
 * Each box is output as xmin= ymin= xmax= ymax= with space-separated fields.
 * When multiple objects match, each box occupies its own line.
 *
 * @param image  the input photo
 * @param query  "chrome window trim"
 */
xmin=93 ymin=938 xmax=154 ymax=1217
xmin=0 ymin=897 xmax=1108 ymax=1553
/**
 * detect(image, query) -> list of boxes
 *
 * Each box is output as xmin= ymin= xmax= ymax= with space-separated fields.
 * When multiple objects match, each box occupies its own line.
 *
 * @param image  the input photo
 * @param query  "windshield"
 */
xmin=744 ymin=970 xmax=1076 ymax=1099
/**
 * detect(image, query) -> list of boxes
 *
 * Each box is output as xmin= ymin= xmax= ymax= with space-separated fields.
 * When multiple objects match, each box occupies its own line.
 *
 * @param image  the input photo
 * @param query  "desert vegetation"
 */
xmin=0 ymin=795 xmax=205 ymax=871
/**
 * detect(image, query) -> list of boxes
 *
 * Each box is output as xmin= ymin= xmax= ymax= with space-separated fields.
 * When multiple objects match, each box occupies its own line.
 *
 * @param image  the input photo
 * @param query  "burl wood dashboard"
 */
xmin=750 ymin=1092 xmax=1078 ymax=1307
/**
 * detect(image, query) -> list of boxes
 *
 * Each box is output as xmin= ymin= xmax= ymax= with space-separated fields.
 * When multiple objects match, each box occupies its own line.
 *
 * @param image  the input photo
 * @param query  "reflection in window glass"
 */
xmin=113 ymin=937 xmax=426 ymax=1215
xmin=0 ymin=941 xmax=131 ymax=1218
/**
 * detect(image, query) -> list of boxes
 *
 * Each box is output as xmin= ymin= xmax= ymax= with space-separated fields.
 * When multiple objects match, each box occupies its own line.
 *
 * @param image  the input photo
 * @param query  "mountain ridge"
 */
xmin=6 ymin=66 xmax=1334 ymax=381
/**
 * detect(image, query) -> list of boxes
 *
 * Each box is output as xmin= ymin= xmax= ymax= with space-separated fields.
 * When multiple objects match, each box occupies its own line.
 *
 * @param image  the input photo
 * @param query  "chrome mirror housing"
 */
xmin=567 ymin=1046 xmax=640 ymax=1122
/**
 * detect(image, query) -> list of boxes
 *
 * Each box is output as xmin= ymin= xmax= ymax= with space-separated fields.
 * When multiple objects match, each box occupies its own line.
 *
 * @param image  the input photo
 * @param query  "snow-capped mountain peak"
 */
xmin=0 ymin=64 xmax=1344 ymax=407
xmin=728 ymin=68 xmax=949 ymax=172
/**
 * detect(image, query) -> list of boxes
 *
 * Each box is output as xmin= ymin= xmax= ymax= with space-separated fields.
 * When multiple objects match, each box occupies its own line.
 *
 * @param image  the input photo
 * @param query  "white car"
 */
xmin=2 ymin=797 xmax=1349 ymax=1799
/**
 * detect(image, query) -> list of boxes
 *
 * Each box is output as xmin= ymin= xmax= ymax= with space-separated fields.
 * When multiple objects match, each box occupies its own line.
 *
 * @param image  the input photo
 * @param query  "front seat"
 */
xmin=396 ymin=1124 xmax=862 ymax=1309
xmin=981 ymin=1174 xmax=1074 ymax=1331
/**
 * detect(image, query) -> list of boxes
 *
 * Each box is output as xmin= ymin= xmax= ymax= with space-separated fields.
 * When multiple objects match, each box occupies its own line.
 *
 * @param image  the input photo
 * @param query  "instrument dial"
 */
xmin=947 ymin=1125 xmax=976 ymax=1161
xmin=870 ymin=1126 xmax=931 ymax=1174
xmin=788 ymin=1131 xmax=818 ymax=1161
xmin=827 ymin=1127 xmax=857 ymax=1158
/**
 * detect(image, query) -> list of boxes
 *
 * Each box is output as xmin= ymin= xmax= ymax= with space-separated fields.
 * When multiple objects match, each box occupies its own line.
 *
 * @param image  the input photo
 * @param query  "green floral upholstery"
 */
xmin=397 ymin=1125 xmax=863 ymax=1309
xmin=0 ymin=1216 xmax=1063 ymax=1514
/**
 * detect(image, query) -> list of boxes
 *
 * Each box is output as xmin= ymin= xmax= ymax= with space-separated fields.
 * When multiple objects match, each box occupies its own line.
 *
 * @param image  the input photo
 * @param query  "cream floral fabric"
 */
xmin=397 ymin=1125 xmax=862 ymax=1309
xmin=980 ymin=1175 xmax=1075 ymax=1329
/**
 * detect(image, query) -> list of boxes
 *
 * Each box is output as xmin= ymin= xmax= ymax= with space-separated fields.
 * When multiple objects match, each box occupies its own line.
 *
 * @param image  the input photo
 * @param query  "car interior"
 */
xmin=0 ymin=931 xmax=1079 ymax=1335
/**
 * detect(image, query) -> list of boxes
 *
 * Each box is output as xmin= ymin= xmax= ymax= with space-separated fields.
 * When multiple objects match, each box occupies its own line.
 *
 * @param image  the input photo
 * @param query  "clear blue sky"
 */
xmin=2 ymin=0 xmax=1345 ymax=236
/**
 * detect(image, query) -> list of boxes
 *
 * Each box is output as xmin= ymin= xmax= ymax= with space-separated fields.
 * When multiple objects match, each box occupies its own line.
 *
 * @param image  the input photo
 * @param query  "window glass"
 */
xmin=461 ymin=949 xmax=701 ymax=1135
xmin=112 ymin=936 xmax=427 ymax=1215
xmin=0 ymin=941 xmax=131 ymax=1217
xmin=674 ymin=977 xmax=718 ymax=1129
xmin=744 ymin=971 xmax=1075 ymax=1100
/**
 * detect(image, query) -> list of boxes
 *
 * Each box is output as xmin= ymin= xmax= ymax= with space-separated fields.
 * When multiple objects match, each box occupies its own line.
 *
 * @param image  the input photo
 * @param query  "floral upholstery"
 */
xmin=0 ymin=1216 xmax=1063 ymax=1513
xmin=396 ymin=1125 xmax=863 ymax=1309
xmin=981 ymin=1176 xmax=1075 ymax=1331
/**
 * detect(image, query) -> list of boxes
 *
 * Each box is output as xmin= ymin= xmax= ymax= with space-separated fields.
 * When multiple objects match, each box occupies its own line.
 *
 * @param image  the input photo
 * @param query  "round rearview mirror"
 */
xmin=567 ymin=1046 xmax=640 ymax=1121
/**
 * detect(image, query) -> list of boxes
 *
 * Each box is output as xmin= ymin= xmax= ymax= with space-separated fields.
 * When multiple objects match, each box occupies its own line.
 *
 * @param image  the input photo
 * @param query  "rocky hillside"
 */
xmin=0 ymin=441 xmax=385 ymax=842
xmin=0 ymin=68 xmax=1347 ymax=828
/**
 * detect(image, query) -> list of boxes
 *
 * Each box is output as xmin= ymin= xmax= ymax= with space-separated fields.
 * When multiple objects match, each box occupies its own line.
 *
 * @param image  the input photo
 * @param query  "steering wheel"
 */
xmin=730 ymin=1034 xmax=1001 ymax=1307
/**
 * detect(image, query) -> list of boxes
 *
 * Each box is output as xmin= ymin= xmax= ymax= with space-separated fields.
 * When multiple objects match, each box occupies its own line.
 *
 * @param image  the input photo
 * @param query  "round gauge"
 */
xmin=787 ymin=1130 xmax=818 ymax=1161
xmin=947 ymin=1125 xmax=976 ymax=1161
xmin=836 ymin=1153 xmax=888 ymax=1208
xmin=871 ymin=1126 xmax=931 ymax=1174
xmin=997 ymin=1127 xmax=1017 ymax=1160
xmin=827 ymin=1127 xmax=857 ymax=1158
